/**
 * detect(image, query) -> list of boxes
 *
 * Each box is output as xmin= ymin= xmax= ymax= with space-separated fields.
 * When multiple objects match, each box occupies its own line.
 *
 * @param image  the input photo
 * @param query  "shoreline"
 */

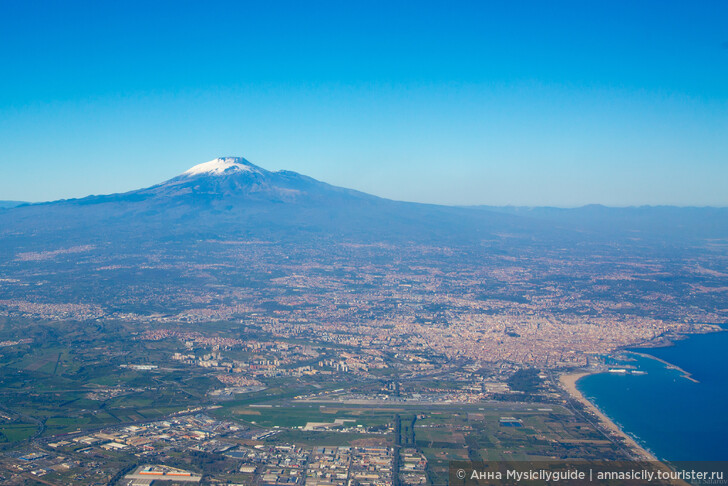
xmin=559 ymin=371 xmax=657 ymax=462
xmin=629 ymin=325 xmax=726 ymax=352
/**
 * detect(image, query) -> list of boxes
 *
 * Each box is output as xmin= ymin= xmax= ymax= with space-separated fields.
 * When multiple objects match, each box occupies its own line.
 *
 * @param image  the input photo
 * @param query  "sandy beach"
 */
xmin=559 ymin=371 xmax=657 ymax=461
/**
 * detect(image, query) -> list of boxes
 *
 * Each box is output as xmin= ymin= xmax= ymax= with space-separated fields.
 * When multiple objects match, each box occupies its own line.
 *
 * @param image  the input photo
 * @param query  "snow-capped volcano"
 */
xmin=124 ymin=155 xmax=380 ymax=207
xmin=182 ymin=157 xmax=264 ymax=177
xmin=0 ymin=156 xmax=530 ymax=246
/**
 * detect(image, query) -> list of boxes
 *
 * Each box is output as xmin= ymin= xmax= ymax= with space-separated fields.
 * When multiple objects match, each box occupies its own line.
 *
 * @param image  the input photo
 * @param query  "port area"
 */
xmin=627 ymin=352 xmax=698 ymax=383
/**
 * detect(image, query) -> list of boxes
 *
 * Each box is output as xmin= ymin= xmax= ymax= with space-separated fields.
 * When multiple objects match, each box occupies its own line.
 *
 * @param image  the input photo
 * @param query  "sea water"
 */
xmin=577 ymin=328 xmax=728 ymax=461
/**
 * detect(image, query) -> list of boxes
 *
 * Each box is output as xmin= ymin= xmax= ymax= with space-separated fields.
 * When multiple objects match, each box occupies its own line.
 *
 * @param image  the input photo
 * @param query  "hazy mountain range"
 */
xmin=1 ymin=157 xmax=726 ymax=251
xmin=0 ymin=200 xmax=26 ymax=209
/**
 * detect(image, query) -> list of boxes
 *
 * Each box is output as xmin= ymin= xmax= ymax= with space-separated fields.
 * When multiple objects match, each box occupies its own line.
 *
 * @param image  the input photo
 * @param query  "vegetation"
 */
xmin=507 ymin=368 xmax=541 ymax=393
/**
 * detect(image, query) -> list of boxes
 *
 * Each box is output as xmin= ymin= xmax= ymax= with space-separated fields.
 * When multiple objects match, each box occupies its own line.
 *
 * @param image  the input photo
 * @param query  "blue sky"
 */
xmin=1 ymin=0 xmax=727 ymax=206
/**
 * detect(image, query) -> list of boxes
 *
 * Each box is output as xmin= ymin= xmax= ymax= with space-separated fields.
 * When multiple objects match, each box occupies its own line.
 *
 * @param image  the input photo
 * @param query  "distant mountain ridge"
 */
xmin=1 ymin=157 xmax=727 ymax=249
xmin=0 ymin=200 xmax=27 ymax=209
xmin=476 ymin=204 xmax=728 ymax=241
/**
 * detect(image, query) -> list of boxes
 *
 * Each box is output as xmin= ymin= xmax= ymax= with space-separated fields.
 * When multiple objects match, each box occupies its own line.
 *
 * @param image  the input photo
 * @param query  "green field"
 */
xmin=0 ymin=424 xmax=37 ymax=443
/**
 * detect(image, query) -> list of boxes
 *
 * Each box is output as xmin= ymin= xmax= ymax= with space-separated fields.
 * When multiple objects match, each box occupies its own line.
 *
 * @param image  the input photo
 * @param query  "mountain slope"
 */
xmin=0 ymin=157 xmax=540 ymax=248
xmin=2 ymin=157 xmax=725 ymax=252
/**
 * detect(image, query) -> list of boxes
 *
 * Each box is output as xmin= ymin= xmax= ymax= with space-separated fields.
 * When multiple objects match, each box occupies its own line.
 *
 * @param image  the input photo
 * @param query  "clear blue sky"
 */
xmin=1 ymin=0 xmax=727 ymax=206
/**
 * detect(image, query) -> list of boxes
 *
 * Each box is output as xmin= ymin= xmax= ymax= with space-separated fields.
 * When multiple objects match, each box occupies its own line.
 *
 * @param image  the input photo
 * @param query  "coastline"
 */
xmin=559 ymin=371 xmax=657 ymax=461
xmin=629 ymin=325 xmax=725 ymax=352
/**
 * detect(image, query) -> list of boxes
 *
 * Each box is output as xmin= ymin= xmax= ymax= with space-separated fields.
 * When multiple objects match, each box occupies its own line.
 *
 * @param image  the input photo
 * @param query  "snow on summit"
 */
xmin=182 ymin=157 xmax=262 ymax=177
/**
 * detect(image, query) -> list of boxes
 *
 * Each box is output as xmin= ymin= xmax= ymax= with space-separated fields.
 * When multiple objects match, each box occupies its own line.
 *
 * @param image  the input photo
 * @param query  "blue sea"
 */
xmin=576 ymin=327 xmax=728 ymax=461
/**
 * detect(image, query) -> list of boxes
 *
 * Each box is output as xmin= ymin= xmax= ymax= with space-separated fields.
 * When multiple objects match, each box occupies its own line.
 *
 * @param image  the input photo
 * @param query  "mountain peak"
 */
xmin=182 ymin=157 xmax=263 ymax=177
